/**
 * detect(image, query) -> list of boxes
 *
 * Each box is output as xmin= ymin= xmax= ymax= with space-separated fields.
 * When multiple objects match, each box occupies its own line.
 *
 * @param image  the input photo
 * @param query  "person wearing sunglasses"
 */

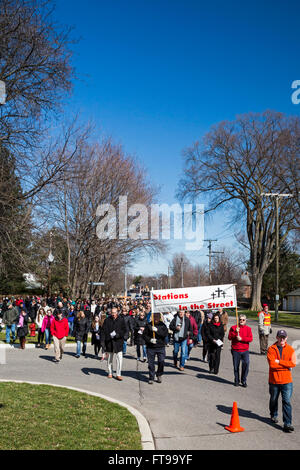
xmin=228 ymin=315 xmax=253 ymax=387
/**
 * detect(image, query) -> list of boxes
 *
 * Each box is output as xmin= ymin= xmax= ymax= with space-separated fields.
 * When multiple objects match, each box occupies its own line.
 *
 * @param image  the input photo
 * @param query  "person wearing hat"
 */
xmin=258 ymin=304 xmax=272 ymax=355
xmin=267 ymin=330 xmax=296 ymax=432
xmin=143 ymin=312 xmax=168 ymax=384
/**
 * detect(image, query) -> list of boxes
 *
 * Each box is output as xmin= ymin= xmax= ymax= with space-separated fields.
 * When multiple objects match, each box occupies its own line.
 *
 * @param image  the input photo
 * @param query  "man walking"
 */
xmin=102 ymin=307 xmax=127 ymax=380
xmin=169 ymin=310 xmax=193 ymax=371
xmin=143 ymin=312 xmax=168 ymax=384
xmin=50 ymin=311 xmax=69 ymax=362
xmin=267 ymin=330 xmax=296 ymax=432
xmin=258 ymin=303 xmax=272 ymax=354
xmin=2 ymin=302 xmax=19 ymax=344
xmin=228 ymin=314 xmax=253 ymax=387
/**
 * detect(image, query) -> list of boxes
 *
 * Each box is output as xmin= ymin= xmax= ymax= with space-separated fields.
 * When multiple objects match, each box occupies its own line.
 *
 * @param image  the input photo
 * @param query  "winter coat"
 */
xmin=201 ymin=320 xmax=211 ymax=343
xmin=169 ymin=314 xmax=193 ymax=342
xmin=17 ymin=314 xmax=29 ymax=338
xmin=120 ymin=314 xmax=131 ymax=340
xmin=228 ymin=324 xmax=253 ymax=352
xmin=133 ymin=316 xmax=147 ymax=346
xmin=206 ymin=322 xmax=225 ymax=349
xmin=41 ymin=314 xmax=54 ymax=333
xmin=50 ymin=317 xmax=69 ymax=339
xmin=267 ymin=342 xmax=296 ymax=384
xmin=187 ymin=315 xmax=198 ymax=345
xmin=90 ymin=322 xmax=103 ymax=346
xmin=73 ymin=317 xmax=89 ymax=342
xmin=102 ymin=315 xmax=127 ymax=353
xmin=3 ymin=306 xmax=19 ymax=325
xmin=143 ymin=321 xmax=168 ymax=349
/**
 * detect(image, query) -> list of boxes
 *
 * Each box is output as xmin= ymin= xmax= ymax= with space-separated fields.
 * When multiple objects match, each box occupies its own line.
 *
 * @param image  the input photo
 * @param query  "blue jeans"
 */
xmin=231 ymin=350 xmax=250 ymax=384
xmin=6 ymin=324 xmax=16 ymax=343
xmin=136 ymin=344 xmax=147 ymax=359
xmin=173 ymin=339 xmax=188 ymax=367
xmin=123 ymin=340 xmax=127 ymax=354
xmin=197 ymin=324 xmax=202 ymax=344
xmin=76 ymin=340 xmax=87 ymax=356
xmin=44 ymin=328 xmax=52 ymax=345
xmin=269 ymin=382 xmax=293 ymax=425
xmin=68 ymin=321 xmax=74 ymax=336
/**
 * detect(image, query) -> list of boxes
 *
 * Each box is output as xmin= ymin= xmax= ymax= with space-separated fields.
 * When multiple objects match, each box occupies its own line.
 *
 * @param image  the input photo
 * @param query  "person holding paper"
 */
xmin=102 ymin=308 xmax=127 ymax=380
xmin=143 ymin=312 xmax=168 ymax=384
xmin=228 ymin=314 xmax=253 ymax=387
xmin=206 ymin=313 xmax=225 ymax=375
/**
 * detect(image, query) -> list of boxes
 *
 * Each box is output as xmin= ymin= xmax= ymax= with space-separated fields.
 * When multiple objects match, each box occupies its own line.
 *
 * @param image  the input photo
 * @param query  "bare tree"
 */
xmin=0 ymin=0 xmax=75 ymax=151
xmin=178 ymin=111 xmax=299 ymax=310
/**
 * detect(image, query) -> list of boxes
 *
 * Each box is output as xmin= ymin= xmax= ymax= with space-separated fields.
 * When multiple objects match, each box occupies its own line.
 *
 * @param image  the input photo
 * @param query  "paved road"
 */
xmin=1 ymin=317 xmax=299 ymax=450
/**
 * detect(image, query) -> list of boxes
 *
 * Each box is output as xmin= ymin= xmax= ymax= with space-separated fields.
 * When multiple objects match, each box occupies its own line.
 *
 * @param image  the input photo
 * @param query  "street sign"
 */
xmin=88 ymin=282 xmax=105 ymax=286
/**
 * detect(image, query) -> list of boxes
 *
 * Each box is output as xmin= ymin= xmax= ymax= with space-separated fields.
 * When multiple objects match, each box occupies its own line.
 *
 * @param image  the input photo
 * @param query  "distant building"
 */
xmin=23 ymin=273 xmax=42 ymax=290
xmin=283 ymin=288 xmax=300 ymax=312
xmin=240 ymin=271 xmax=252 ymax=299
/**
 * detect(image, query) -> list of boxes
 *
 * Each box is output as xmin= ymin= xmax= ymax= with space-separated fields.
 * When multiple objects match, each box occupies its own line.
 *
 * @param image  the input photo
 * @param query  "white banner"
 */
xmin=150 ymin=284 xmax=237 ymax=313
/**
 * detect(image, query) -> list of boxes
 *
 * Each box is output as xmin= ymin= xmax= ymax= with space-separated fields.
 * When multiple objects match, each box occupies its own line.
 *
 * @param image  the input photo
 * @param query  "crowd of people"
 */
xmin=0 ymin=295 xmax=296 ymax=433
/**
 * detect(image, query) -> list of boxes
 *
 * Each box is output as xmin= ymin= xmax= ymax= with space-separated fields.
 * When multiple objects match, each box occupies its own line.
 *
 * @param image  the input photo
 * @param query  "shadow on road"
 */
xmin=196 ymin=373 xmax=233 ymax=385
xmin=216 ymin=404 xmax=283 ymax=430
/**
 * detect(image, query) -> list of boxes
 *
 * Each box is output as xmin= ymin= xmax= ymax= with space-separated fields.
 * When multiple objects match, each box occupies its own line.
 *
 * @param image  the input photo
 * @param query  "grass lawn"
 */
xmin=0 ymin=331 xmax=84 ymax=344
xmin=0 ymin=382 xmax=142 ymax=450
xmin=227 ymin=309 xmax=300 ymax=328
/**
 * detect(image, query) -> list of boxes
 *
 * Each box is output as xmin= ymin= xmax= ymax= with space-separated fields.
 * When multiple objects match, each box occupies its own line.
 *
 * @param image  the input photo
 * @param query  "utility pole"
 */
xmin=168 ymin=265 xmax=172 ymax=289
xmin=180 ymin=257 xmax=184 ymax=288
xmin=204 ymin=239 xmax=224 ymax=284
xmin=260 ymin=192 xmax=294 ymax=322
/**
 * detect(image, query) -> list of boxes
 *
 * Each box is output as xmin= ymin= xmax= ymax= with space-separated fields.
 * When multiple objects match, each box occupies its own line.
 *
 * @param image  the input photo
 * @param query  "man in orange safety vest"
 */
xmin=258 ymin=304 xmax=272 ymax=355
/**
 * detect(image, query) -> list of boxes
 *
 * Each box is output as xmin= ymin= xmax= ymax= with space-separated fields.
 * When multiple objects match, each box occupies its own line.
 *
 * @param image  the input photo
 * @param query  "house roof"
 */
xmin=286 ymin=288 xmax=300 ymax=296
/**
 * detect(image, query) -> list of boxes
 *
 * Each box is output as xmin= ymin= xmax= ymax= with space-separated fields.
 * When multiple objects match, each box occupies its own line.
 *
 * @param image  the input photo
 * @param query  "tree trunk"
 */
xmin=250 ymin=272 xmax=263 ymax=311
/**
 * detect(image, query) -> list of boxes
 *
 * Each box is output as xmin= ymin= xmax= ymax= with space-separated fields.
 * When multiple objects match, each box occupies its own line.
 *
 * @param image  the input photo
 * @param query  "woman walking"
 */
xmin=91 ymin=315 xmax=103 ymax=358
xmin=41 ymin=309 xmax=54 ymax=349
xmin=17 ymin=309 xmax=29 ymax=349
xmin=206 ymin=313 xmax=225 ymax=375
xmin=134 ymin=310 xmax=147 ymax=362
xmin=36 ymin=307 xmax=45 ymax=347
xmin=73 ymin=311 xmax=89 ymax=358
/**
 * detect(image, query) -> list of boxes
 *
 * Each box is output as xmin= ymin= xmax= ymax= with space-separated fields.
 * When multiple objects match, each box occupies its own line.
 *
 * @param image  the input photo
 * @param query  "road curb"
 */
xmin=0 ymin=379 xmax=155 ymax=451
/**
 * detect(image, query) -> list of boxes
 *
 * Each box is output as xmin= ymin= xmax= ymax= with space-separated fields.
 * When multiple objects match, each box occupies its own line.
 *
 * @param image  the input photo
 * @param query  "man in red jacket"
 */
xmin=50 ymin=311 xmax=69 ymax=363
xmin=228 ymin=314 xmax=253 ymax=387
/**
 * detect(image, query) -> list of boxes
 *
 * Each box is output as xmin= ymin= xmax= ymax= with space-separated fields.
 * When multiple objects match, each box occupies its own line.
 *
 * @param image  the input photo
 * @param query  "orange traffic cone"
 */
xmin=225 ymin=402 xmax=245 ymax=433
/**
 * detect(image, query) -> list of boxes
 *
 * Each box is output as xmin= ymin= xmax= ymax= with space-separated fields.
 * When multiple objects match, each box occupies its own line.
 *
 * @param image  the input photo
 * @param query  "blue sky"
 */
xmin=53 ymin=0 xmax=300 ymax=275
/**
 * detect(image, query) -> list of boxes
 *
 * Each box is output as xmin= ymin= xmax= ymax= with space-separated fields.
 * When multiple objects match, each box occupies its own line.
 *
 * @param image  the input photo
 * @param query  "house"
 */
xmin=240 ymin=271 xmax=252 ymax=299
xmin=282 ymin=288 xmax=300 ymax=312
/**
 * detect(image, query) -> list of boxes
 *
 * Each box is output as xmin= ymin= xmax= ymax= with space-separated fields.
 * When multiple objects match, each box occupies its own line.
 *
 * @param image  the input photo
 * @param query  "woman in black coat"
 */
xmin=206 ymin=313 xmax=225 ymax=375
xmin=17 ymin=309 xmax=29 ymax=349
xmin=73 ymin=311 xmax=89 ymax=358
xmin=133 ymin=311 xmax=147 ymax=361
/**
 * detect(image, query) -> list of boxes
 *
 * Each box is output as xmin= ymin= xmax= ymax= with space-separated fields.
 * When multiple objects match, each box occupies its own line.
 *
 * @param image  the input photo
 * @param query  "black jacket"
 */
xmin=143 ymin=321 xmax=168 ymax=349
xmin=201 ymin=320 xmax=211 ymax=343
xmin=73 ymin=317 xmax=89 ymax=341
xmin=206 ymin=322 xmax=225 ymax=348
xmin=169 ymin=314 xmax=193 ymax=341
xmin=103 ymin=315 xmax=127 ymax=353
xmin=133 ymin=317 xmax=147 ymax=346
xmin=120 ymin=314 xmax=131 ymax=340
